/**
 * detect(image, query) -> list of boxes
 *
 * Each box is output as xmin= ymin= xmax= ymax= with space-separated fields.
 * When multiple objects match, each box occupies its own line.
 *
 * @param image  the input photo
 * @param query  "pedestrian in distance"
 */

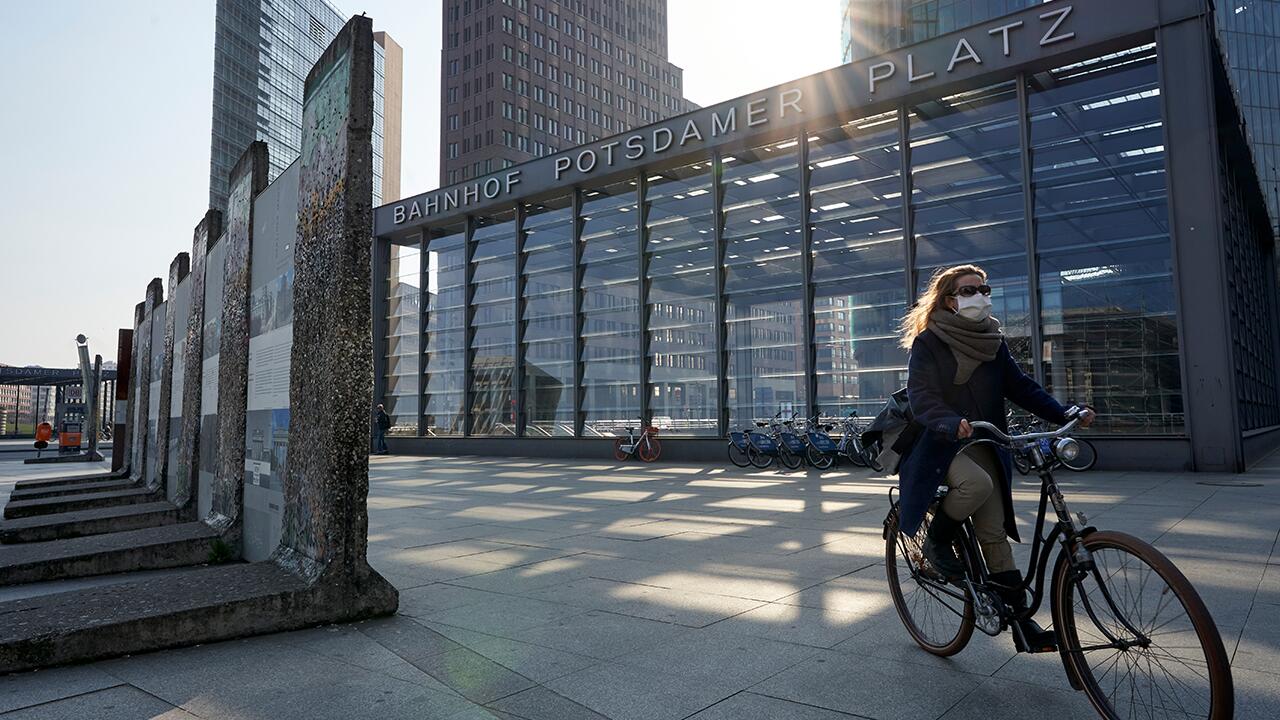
xmin=373 ymin=403 xmax=391 ymax=455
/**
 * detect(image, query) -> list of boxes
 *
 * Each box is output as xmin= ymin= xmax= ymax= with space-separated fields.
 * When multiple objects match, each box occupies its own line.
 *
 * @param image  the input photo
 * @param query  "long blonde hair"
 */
xmin=898 ymin=264 xmax=987 ymax=349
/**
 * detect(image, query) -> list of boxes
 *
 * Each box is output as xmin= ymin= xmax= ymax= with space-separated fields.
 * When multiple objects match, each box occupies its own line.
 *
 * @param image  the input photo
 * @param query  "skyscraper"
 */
xmin=439 ymin=0 xmax=694 ymax=186
xmin=208 ymin=0 xmax=403 ymax=212
xmin=839 ymin=0 xmax=1280 ymax=231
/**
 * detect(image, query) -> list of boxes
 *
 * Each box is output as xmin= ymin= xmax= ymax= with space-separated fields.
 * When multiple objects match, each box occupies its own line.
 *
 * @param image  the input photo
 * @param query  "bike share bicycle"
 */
xmin=613 ymin=417 xmax=662 ymax=462
xmin=726 ymin=412 xmax=803 ymax=470
xmin=883 ymin=408 xmax=1232 ymax=719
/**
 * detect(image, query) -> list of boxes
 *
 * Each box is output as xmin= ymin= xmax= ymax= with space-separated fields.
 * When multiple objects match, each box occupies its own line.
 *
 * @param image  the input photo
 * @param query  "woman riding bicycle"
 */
xmin=896 ymin=264 xmax=1094 ymax=651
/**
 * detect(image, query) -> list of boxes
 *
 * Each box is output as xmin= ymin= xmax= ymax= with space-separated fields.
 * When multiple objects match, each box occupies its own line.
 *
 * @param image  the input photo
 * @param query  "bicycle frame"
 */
xmin=890 ymin=424 xmax=1151 ymax=664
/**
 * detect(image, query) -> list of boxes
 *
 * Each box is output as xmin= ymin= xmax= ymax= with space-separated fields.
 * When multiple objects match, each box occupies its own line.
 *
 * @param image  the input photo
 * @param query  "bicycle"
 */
xmin=613 ymin=418 xmax=661 ymax=462
xmin=801 ymin=414 xmax=838 ymax=470
xmin=835 ymin=411 xmax=871 ymax=468
xmin=727 ymin=421 xmax=781 ymax=469
xmin=883 ymin=410 xmax=1232 ymax=719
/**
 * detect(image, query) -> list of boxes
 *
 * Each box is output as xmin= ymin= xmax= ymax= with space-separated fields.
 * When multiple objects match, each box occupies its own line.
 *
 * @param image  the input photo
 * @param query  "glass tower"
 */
xmin=209 ymin=0 xmax=394 ymax=212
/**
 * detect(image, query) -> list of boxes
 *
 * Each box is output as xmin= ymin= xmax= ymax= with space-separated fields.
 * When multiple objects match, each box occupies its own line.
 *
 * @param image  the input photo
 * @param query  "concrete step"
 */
xmin=8 ymin=479 xmax=136 ymax=502
xmin=13 ymin=470 xmax=129 ymax=491
xmin=0 ymin=502 xmax=180 ymax=544
xmin=0 ymin=561 xmax=397 ymax=674
xmin=3 ymin=488 xmax=160 ymax=520
xmin=0 ymin=523 xmax=220 ymax=586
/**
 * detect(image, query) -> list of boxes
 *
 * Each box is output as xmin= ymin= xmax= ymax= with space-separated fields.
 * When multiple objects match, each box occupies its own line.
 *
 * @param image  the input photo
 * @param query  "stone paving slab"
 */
xmin=1 ymin=455 xmax=1277 ymax=719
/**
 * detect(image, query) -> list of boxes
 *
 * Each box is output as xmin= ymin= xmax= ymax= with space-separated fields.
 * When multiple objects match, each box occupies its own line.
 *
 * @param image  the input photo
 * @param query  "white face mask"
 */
xmin=955 ymin=292 xmax=992 ymax=321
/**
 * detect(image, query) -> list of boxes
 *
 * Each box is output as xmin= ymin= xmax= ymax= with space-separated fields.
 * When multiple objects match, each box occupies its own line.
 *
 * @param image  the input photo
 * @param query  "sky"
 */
xmin=0 ymin=0 xmax=841 ymax=368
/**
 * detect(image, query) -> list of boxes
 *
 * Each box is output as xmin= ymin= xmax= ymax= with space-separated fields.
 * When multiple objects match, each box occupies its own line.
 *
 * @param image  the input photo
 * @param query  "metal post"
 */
xmin=513 ymin=203 xmax=528 ymax=437
xmin=1016 ymin=73 xmax=1045 ymax=383
xmin=798 ymin=132 xmax=817 ymax=420
xmin=712 ymin=150 xmax=728 ymax=437
xmin=463 ymin=215 xmax=477 ymax=437
xmin=637 ymin=173 xmax=652 ymax=426
xmin=898 ymin=106 xmax=916 ymax=304
xmin=572 ymin=189 xmax=586 ymax=437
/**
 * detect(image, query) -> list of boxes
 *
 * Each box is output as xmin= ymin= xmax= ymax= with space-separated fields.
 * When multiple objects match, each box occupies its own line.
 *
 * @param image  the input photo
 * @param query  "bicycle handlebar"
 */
xmin=968 ymin=412 xmax=1082 ymax=447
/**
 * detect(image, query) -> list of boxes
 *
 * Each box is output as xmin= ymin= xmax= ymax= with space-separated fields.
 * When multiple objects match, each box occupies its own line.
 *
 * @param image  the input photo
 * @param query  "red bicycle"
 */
xmin=613 ymin=419 xmax=661 ymax=462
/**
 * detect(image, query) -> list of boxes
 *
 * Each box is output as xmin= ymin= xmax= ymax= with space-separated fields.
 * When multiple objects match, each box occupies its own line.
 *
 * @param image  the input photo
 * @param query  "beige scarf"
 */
xmin=927 ymin=310 xmax=1003 ymax=384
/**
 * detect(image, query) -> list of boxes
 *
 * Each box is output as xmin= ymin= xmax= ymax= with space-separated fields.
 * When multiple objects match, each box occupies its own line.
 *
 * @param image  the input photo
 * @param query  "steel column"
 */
xmin=416 ymin=229 xmax=429 ymax=437
xmin=637 ymin=173 xmax=652 ymax=426
xmin=1015 ymin=74 xmax=1046 ymax=382
xmin=712 ymin=151 xmax=728 ymax=437
xmin=571 ymin=189 xmax=585 ymax=437
xmin=513 ymin=203 xmax=528 ymax=437
xmin=1156 ymin=12 xmax=1240 ymax=471
xmin=463 ymin=215 xmax=477 ymax=437
xmin=371 ymin=233 xmax=391 ymax=440
xmin=798 ymin=132 xmax=817 ymax=419
xmin=898 ymin=107 xmax=916 ymax=304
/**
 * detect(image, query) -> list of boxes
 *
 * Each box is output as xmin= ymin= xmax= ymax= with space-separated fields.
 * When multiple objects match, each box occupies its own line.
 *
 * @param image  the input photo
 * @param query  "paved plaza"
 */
xmin=0 ymin=453 xmax=1278 ymax=719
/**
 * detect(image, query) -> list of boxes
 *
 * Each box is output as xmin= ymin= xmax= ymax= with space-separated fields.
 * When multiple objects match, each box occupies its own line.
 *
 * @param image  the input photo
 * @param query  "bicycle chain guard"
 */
xmin=965 ymin=579 xmax=1004 ymax=636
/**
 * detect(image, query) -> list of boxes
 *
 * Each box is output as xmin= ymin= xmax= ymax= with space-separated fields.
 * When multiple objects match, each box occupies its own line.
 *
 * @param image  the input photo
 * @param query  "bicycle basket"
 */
xmin=729 ymin=431 xmax=750 ymax=451
xmin=779 ymin=432 xmax=806 ymax=453
xmin=807 ymin=431 xmax=836 ymax=453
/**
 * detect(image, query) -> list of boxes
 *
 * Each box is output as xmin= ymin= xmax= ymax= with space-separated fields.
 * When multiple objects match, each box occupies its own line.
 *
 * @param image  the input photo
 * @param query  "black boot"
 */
xmin=990 ymin=570 xmax=1057 ymax=652
xmin=921 ymin=511 xmax=966 ymax=581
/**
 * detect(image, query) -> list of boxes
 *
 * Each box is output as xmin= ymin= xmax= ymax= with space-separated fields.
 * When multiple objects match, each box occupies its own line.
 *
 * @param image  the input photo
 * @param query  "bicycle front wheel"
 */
xmin=1051 ymin=530 xmax=1233 ymax=720
xmin=845 ymin=438 xmax=869 ymax=467
xmin=885 ymin=506 xmax=974 ymax=656
xmin=1061 ymin=438 xmax=1098 ymax=472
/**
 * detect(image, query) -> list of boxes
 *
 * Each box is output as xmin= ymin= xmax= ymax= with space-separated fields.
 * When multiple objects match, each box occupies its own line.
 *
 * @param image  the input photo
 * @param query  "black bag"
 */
xmin=863 ymin=388 xmax=923 ymax=474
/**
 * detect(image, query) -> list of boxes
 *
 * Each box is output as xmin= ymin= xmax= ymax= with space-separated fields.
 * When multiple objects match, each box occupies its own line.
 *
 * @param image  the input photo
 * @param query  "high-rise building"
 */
xmin=439 ymin=0 xmax=695 ymax=186
xmin=209 ymin=0 xmax=403 ymax=212
xmin=840 ymin=0 xmax=1280 ymax=232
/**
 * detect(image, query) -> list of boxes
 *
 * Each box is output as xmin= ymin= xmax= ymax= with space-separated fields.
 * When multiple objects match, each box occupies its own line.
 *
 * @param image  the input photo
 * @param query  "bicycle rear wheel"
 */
xmin=845 ymin=438 xmax=868 ymax=467
xmin=748 ymin=446 xmax=773 ymax=469
xmin=1051 ymin=530 xmax=1233 ymax=720
xmin=806 ymin=445 xmax=835 ymax=470
xmin=778 ymin=446 xmax=803 ymax=470
xmin=1060 ymin=438 xmax=1098 ymax=472
xmin=638 ymin=437 xmax=661 ymax=462
xmin=727 ymin=442 xmax=752 ymax=468
xmin=612 ymin=438 xmax=629 ymax=461
xmin=884 ymin=506 xmax=974 ymax=656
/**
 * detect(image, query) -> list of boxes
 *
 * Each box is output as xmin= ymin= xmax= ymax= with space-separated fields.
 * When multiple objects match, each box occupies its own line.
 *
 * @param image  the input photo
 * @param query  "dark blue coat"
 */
xmin=896 ymin=329 xmax=1069 ymax=542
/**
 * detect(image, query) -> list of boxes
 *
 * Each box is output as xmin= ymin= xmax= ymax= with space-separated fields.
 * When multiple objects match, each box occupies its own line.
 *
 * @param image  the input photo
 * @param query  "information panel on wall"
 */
xmin=243 ymin=160 xmax=299 ymax=562
xmin=146 ymin=302 xmax=166 ymax=488
xmin=198 ymin=238 xmax=228 ymax=518
xmin=168 ymin=275 xmax=192 ymax=502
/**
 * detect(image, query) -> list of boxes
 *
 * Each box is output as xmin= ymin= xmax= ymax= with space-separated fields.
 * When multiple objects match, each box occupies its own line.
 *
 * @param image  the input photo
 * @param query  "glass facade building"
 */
xmin=209 ymin=0 xmax=398 ymax=212
xmin=377 ymin=0 xmax=1280 ymax=472
xmin=841 ymin=0 xmax=1280 ymax=234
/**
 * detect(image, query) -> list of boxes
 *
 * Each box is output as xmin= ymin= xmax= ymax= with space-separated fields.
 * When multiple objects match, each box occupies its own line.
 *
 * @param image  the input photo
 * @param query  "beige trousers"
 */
xmin=940 ymin=445 xmax=1016 ymax=573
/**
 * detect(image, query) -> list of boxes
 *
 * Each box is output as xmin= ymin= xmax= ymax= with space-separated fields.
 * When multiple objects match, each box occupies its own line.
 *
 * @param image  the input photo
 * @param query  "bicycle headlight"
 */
xmin=1054 ymin=437 xmax=1080 ymax=462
